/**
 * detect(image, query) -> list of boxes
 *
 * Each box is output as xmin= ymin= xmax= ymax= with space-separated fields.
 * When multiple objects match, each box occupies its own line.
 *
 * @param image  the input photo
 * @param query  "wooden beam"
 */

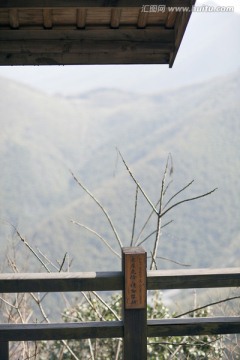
xmin=0 ymin=1 xmax=192 ymax=9
xmin=8 ymin=8 xmax=19 ymax=28
xmin=122 ymin=247 xmax=147 ymax=360
xmin=0 ymin=321 xmax=123 ymax=341
xmin=1 ymin=268 xmax=239 ymax=293
xmin=147 ymin=268 xmax=240 ymax=290
xmin=137 ymin=8 xmax=148 ymax=29
xmin=0 ymin=317 xmax=239 ymax=342
xmin=0 ymin=0 xmax=171 ymax=9
xmin=43 ymin=8 xmax=53 ymax=28
xmin=76 ymin=8 xmax=87 ymax=28
xmin=0 ymin=28 xmax=175 ymax=42
xmin=0 ymin=342 xmax=9 ymax=360
xmin=169 ymin=0 xmax=196 ymax=67
xmin=165 ymin=10 xmax=176 ymax=29
xmin=110 ymin=8 xmax=121 ymax=28
xmin=0 ymin=28 xmax=174 ymax=65
xmin=0 ymin=271 xmax=123 ymax=293
xmin=148 ymin=317 xmax=240 ymax=337
xmin=0 ymin=52 xmax=170 ymax=65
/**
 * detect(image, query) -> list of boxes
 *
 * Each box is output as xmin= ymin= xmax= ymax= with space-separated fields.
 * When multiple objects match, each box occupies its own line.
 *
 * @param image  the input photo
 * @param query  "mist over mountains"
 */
xmin=0 ymin=69 xmax=239 ymax=273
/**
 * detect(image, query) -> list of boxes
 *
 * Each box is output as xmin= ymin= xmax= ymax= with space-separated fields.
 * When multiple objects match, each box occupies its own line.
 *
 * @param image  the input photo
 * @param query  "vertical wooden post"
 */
xmin=0 ymin=341 xmax=9 ymax=360
xmin=122 ymin=247 xmax=147 ymax=360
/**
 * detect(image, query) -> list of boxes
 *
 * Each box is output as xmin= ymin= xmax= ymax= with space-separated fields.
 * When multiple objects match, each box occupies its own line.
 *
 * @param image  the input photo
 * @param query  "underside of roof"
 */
xmin=0 ymin=1 xmax=196 ymax=66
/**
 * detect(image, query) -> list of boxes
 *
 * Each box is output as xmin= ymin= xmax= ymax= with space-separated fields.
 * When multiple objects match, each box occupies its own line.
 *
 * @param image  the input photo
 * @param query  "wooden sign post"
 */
xmin=122 ymin=247 xmax=147 ymax=360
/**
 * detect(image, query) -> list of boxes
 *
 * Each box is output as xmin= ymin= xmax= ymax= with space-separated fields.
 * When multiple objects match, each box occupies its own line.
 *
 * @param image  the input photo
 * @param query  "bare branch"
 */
xmin=150 ymin=156 xmax=170 ymax=270
xmin=163 ymin=180 xmax=194 ymax=210
xmin=11 ymin=225 xmax=51 ymax=273
xmin=70 ymin=171 xmax=122 ymax=249
xmin=156 ymin=256 xmax=191 ymax=267
xmin=117 ymin=149 xmax=158 ymax=214
xmin=131 ymin=185 xmax=139 ymax=246
xmin=58 ymin=252 xmax=67 ymax=272
xmin=71 ymin=220 xmax=120 ymax=258
xmin=175 ymin=295 xmax=240 ymax=318
xmin=160 ymin=188 xmax=218 ymax=219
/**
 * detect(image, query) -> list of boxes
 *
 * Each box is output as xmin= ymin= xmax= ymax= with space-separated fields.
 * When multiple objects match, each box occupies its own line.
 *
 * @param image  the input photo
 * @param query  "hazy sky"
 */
xmin=0 ymin=0 xmax=239 ymax=95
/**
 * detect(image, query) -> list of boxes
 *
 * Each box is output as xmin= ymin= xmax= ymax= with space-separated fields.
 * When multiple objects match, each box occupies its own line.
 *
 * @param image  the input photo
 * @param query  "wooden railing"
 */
xmin=0 ymin=247 xmax=240 ymax=359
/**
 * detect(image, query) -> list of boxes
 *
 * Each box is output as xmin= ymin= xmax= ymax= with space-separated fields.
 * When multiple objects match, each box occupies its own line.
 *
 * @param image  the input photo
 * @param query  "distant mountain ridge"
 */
xmin=0 ymin=70 xmax=239 ymax=273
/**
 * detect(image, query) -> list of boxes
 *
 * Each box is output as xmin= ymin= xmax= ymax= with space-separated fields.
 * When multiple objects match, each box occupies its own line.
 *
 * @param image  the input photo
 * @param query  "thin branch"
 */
xmin=160 ymin=188 xmax=218 ymax=219
xmin=36 ymin=248 xmax=59 ymax=271
xmin=156 ymin=256 xmax=191 ymax=267
xmin=174 ymin=295 xmax=240 ymax=318
xmin=92 ymin=291 xmax=120 ymax=321
xmin=59 ymin=252 xmax=67 ymax=272
xmin=11 ymin=225 xmax=51 ymax=273
xmin=150 ymin=156 xmax=169 ymax=270
xmin=117 ymin=149 xmax=158 ymax=215
xmin=148 ymin=337 xmax=221 ymax=347
xmin=131 ymin=185 xmax=139 ymax=246
xmin=70 ymin=171 xmax=122 ymax=249
xmin=137 ymin=220 xmax=173 ymax=246
xmin=71 ymin=220 xmax=120 ymax=258
xmin=163 ymin=180 xmax=194 ymax=210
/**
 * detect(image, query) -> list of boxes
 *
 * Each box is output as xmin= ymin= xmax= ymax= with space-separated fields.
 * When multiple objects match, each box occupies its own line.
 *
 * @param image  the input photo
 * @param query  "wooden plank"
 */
xmin=110 ymin=8 xmax=121 ymax=28
xmin=0 ymin=28 xmax=175 ymax=42
xmin=0 ymin=321 xmax=123 ymax=341
xmin=169 ymin=0 xmax=196 ymax=67
xmin=0 ymin=342 xmax=9 ymax=360
xmin=0 ymin=39 xmax=173 ymax=54
xmin=0 ymin=268 xmax=239 ymax=293
xmin=0 ymin=51 xmax=170 ymax=65
xmin=137 ymin=9 xmax=148 ymax=28
xmin=0 ymin=271 xmax=123 ymax=293
xmin=0 ymin=1 xmax=192 ymax=9
xmin=0 ymin=1 xmax=146 ymax=7
xmin=76 ymin=8 xmax=87 ymax=28
xmin=122 ymin=247 xmax=147 ymax=360
xmin=147 ymin=268 xmax=240 ymax=290
xmin=8 ymin=8 xmax=19 ymax=28
xmin=165 ymin=10 xmax=176 ymax=28
xmin=0 ymin=317 xmax=240 ymax=342
xmin=147 ymin=317 xmax=240 ymax=337
xmin=43 ymin=8 xmax=52 ymax=28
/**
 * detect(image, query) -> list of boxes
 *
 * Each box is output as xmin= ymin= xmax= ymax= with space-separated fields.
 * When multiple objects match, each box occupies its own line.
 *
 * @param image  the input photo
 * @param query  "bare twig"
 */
xmin=160 ymin=188 xmax=218 ymax=219
xmin=117 ymin=149 xmax=158 ymax=215
xmin=137 ymin=220 xmax=173 ymax=246
xmin=58 ymin=252 xmax=67 ymax=272
xmin=71 ymin=220 xmax=120 ymax=258
xmin=71 ymin=171 xmax=122 ymax=249
xmin=150 ymin=156 xmax=169 ymax=270
xmin=12 ymin=225 xmax=51 ymax=273
xmin=131 ymin=185 xmax=139 ymax=246
xmin=175 ymin=295 xmax=240 ymax=318
xmin=155 ymin=256 xmax=191 ymax=267
xmin=163 ymin=180 xmax=194 ymax=210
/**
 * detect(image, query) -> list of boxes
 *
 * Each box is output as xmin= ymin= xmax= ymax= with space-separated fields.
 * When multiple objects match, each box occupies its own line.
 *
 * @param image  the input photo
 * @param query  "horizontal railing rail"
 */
xmin=1 ymin=267 xmax=240 ymax=293
xmin=1 ymin=317 xmax=240 ymax=341
xmin=0 ymin=247 xmax=240 ymax=359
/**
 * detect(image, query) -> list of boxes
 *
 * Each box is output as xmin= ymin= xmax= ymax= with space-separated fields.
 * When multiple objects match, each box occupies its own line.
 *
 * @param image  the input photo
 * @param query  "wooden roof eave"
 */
xmin=0 ymin=0 xmax=196 ymax=66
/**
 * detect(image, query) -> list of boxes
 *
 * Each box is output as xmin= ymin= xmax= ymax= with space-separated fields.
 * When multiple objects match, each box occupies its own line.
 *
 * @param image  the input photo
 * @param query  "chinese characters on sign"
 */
xmin=125 ymin=250 xmax=146 ymax=309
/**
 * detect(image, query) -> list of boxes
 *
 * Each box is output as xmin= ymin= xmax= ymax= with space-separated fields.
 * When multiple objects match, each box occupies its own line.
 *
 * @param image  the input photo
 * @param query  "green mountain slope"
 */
xmin=0 ymin=71 xmax=239 ymax=272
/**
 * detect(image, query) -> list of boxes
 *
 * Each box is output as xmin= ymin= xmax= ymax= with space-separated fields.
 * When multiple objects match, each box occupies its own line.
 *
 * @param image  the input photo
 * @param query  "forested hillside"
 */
xmin=1 ymin=70 xmax=239 ymax=272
